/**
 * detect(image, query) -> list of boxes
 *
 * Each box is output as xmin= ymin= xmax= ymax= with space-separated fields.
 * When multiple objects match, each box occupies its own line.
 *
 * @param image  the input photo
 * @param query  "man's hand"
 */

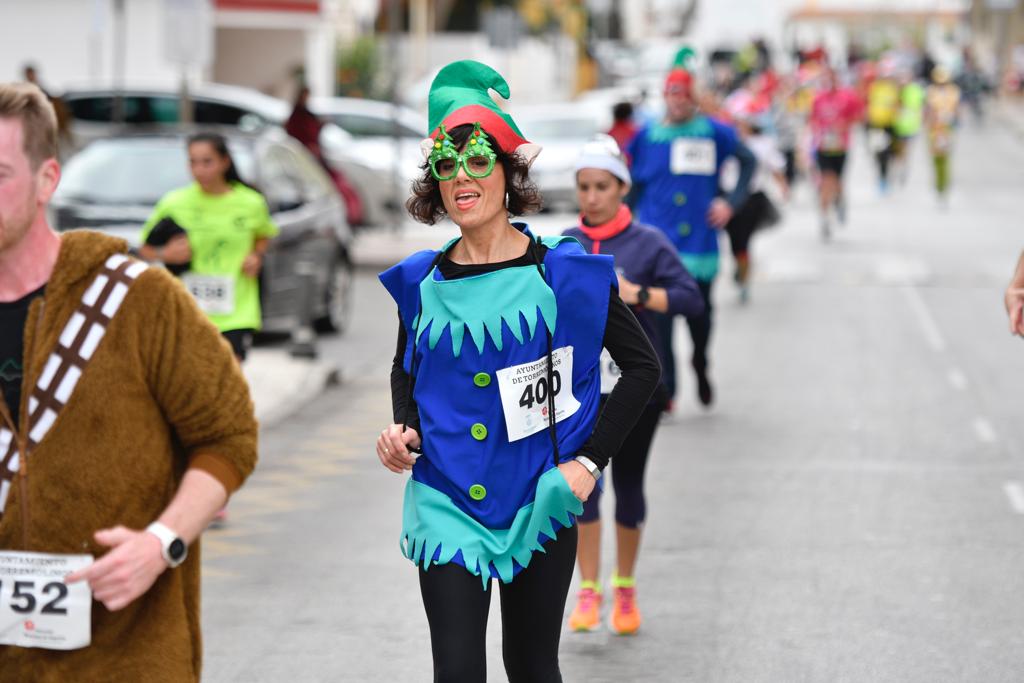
xmin=241 ymin=252 xmax=263 ymax=278
xmin=1006 ymin=287 xmax=1024 ymax=336
xmin=160 ymin=234 xmax=192 ymax=265
xmin=65 ymin=526 xmax=168 ymax=612
xmin=707 ymin=198 xmax=734 ymax=229
xmin=377 ymin=424 xmax=421 ymax=473
xmin=557 ymin=460 xmax=597 ymax=502
xmin=617 ymin=274 xmax=641 ymax=305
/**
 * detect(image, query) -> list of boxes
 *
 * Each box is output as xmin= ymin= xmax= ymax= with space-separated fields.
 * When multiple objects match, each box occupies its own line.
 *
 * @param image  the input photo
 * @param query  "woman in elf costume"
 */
xmin=562 ymin=135 xmax=703 ymax=636
xmin=376 ymin=61 xmax=660 ymax=682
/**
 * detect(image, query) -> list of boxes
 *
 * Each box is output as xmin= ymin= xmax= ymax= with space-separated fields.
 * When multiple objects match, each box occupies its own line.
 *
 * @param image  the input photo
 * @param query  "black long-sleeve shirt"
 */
xmin=390 ymin=240 xmax=660 ymax=471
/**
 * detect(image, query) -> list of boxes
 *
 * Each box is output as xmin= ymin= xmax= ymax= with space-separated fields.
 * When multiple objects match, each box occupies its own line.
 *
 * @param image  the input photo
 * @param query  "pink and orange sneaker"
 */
xmin=609 ymin=574 xmax=641 ymax=635
xmin=568 ymin=581 xmax=603 ymax=632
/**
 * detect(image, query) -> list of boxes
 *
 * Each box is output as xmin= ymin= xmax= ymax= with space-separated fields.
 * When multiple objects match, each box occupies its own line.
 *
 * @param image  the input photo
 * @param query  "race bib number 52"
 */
xmin=0 ymin=551 xmax=93 ymax=650
xmin=496 ymin=347 xmax=581 ymax=442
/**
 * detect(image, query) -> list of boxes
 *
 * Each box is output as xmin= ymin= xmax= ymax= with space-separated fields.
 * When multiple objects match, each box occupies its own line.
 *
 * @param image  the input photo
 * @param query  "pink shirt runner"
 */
xmin=810 ymin=88 xmax=863 ymax=153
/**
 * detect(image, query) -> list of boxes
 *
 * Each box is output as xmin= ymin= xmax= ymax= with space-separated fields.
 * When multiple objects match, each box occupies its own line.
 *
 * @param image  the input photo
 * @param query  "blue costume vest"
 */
xmin=379 ymin=227 xmax=615 ymax=585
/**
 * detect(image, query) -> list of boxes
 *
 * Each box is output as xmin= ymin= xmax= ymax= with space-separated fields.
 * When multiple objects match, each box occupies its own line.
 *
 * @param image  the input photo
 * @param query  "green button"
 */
xmin=471 ymin=423 xmax=488 ymax=440
xmin=473 ymin=372 xmax=491 ymax=387
xmin=469 ymin=484 xmax=487 ymax=501
xmin=674 ymin=192 xmax=687 ymax=206
xmin=677 ymin=222 xmax=691 ymax=237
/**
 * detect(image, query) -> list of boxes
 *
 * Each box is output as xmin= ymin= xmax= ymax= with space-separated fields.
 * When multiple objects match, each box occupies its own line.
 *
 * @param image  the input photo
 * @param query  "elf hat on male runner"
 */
xmin=665 ymin=46 xmax=696 ymax=94
xmin=420 ymin=59 xmax=542 ymax=165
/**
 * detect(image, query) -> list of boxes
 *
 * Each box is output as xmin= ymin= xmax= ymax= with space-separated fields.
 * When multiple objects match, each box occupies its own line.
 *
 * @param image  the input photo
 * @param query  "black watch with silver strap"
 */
xmin=146 ymin=522 xmax=188 ymax=568
xmin=574 ymin=455 xmax=602 ymax=481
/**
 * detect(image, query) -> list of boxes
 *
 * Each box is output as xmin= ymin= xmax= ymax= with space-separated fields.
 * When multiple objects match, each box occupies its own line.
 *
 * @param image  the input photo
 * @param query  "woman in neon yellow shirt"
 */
xmin=140 ymin=133 xmax=279 ymax=361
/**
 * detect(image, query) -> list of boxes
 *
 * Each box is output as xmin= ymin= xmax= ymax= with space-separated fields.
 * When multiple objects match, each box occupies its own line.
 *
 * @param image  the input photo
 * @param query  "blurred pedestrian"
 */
xmin=774 ymin=79 xmax=804 ymax=187
xmin=891 ymin=70 xmax=925 ymax=187
xmin=1006 ymin=251 xmax=1024 ymax=337
xmin=607 ymin=101 xmax=638 ymax=153
xmin=377 ymin=60 xmax=659 ymax=682
xmin=139 ymin=132 xmax=279 ymax=364
xmin=627 ymin=47 xmax=757 ymax=408
xmin=21 ymin=62 xmax=72 ymax=159
xmin=925 ymin=66 xmax=961 ymax=204
xmin=866 ymin=59 xmax=901 ymax=193
xmin=723 ymin=113 xmax=788 ymax=302
xmin=285 ymin=85 xmax=364 ymax=226
xmin=0 ymin=81 xmax=257 ymax=681
xmin=562 ymin=135 xmax=702 ymax=635
xmin=809 ymin=67 xmax=863 ymax=239
xmin=285 ymin=85 xmax=324 ymax=157
xmin=957 ymin=48 xmax=988 ymax=125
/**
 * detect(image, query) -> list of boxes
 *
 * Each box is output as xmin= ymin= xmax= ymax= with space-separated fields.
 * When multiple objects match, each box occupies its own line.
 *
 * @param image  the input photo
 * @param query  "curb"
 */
xmin=243 ymin=349 xmax=342 ymax=429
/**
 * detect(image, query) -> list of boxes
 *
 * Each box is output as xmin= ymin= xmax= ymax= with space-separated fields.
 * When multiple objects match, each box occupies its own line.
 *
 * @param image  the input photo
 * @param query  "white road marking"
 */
xmin=903 ymin=286 xmax=946 ymax=352
xmin=1003 ymin=481 xmax=1024 ymax=514
xmin=947 ymin=368 xmax=968 ymax=391
xmin=973 ymin=417 xmax=998 ymax=444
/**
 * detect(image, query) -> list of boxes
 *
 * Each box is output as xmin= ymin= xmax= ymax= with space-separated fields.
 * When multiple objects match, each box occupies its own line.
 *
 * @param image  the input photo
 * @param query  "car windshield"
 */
xmin=57 ymin=138 xmax=255 ymax=205
xmin=516 ymin=116 xmax=600 ymax=141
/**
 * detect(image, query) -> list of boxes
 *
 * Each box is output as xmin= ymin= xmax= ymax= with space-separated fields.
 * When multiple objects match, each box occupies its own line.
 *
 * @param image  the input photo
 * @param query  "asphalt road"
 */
xmin=201 ymin=117 xmax=1024 ymax=682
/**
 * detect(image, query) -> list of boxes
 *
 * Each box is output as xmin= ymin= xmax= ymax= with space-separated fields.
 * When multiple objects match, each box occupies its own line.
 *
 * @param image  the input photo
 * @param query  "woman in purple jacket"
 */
xmin=562 ymin=135 xmax=704 ymax=635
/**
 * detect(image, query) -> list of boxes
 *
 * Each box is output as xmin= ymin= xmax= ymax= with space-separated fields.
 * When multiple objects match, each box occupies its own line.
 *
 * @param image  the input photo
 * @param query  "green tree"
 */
xmin=337 ymin=36 xmax=384 ymax=99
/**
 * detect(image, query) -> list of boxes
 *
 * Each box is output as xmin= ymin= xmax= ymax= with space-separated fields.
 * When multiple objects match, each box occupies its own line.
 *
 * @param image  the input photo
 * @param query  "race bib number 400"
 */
xmin=0 ymin=551 xmax=92 ymax=650
xmin=182 ymin=274 xmax=235 ymax=315
xmin=670 ymin=138 xmax=716 ymax=176
xmin=496 ymin=347 xmax=581 ymax=442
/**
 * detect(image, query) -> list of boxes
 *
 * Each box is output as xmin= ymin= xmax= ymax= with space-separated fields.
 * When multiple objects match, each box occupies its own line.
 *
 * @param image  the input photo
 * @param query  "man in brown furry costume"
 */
xmin=0 ymin=82 xmax=258 ymax=681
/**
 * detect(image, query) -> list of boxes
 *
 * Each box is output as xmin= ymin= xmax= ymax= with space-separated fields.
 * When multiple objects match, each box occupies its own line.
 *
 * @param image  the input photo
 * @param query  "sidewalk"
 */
xmin=350 ymin=221 xmax=460 ymax=270
xmin=242 ymin=348 xmax=339 ymax=428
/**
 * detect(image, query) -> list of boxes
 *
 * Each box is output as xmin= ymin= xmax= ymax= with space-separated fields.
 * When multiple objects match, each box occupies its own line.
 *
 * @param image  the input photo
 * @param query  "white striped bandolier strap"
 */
xmin=0 ymin=254 xmax=148 ymax=517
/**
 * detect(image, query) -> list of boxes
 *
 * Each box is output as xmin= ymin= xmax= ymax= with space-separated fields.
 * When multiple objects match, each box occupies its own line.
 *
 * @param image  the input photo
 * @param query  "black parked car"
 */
xmin=50 ymin=126 xmax=354 ymax=334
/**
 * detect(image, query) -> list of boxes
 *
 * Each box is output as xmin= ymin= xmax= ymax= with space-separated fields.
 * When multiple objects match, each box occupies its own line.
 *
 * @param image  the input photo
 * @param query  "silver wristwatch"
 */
xmin=574 ymin=455 xmax=602 ymax=481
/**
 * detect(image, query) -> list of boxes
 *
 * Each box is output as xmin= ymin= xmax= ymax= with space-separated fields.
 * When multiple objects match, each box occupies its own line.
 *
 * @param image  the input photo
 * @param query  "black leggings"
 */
xmin=579 ymin=400 xmax=663 ymax=528
xmin=418 ymin=525 xmax=578 ymax=683
xmin=655 ymin=278 xmax=714 ymax=398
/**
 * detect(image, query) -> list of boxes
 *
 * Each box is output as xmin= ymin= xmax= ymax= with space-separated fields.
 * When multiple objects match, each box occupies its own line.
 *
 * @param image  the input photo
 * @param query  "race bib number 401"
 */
xmin=0 ymin=551 xmax=92 ymax=650
xmin=670 ymin=138 xmax=716 ymax=176
xmin=182 ymin=273 xmax=235 ymax=315
xmin=496 ymin=347 xmax=581 ymax=442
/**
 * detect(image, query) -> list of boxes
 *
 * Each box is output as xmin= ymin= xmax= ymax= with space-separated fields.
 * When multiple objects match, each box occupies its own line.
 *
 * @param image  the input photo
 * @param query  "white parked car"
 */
xmin=511 ymin=104 xmax=612 ymax=212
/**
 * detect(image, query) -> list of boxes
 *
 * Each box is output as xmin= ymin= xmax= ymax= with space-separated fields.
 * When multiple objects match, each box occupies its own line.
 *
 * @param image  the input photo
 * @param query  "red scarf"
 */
xmin=578 ymin=205 xmax=632 ymax=253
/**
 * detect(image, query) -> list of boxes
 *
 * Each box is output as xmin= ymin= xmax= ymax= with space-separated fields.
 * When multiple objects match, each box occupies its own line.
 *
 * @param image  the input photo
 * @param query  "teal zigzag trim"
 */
xmin=401 ymin=468 xmax=584 ymax=587
xmin=416 ymin=264 xmax=557 ymax=357
xmin=648 ymin=115 xmax=713 ymax=143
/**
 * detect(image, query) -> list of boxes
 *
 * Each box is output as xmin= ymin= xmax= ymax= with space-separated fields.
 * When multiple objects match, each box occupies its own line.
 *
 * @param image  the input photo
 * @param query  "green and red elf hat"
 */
xmin=420 ymin=60 xmax=542 ymax=166
xmin=665 ymin=46 xmax=696 ymax=94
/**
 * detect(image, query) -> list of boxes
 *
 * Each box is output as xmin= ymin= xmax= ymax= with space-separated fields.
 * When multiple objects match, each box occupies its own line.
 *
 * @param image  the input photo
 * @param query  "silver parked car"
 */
xmin=311 ymin=96 xmax=426 ymax=227
xmin=50 ymin=126 xmax=354 ymax=335
xmin=61 ymin=85 xmax=425 ymax=228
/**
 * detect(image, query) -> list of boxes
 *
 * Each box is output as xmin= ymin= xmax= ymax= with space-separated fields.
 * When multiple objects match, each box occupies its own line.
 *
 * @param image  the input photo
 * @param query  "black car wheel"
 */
xmin=315 ymin=251 xmax=354 ymax=335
